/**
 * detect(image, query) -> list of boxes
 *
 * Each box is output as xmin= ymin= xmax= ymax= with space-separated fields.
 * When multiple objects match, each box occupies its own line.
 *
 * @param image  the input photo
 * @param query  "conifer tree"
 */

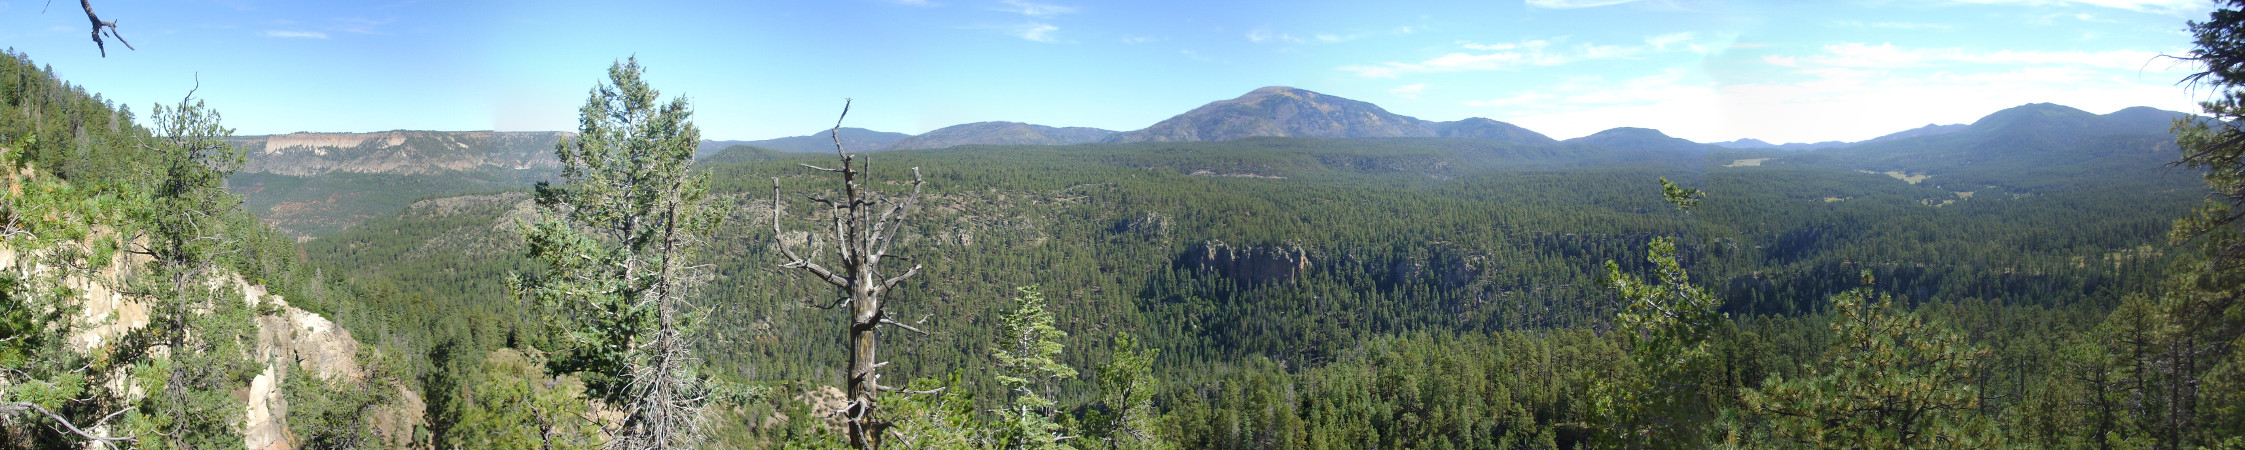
xmin=122 ymin=93 xmax=258 ymax=450
xmin=1594 ymin=177 xmax=1730 ymax=447
xmin=1086 ymin=332 xmax=1167 ymax=450
xmin=993 ymin=285 xmax=1077 ymax=450
xmin=517 ymin=57 xmax=715 ymax=449
xmin=1743 ymin=280 xmax=1995 ymax=447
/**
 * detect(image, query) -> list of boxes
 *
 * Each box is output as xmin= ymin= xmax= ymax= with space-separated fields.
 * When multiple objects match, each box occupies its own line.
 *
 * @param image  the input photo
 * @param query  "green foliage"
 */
xmin=886 ymin=373 xmax=988 ymax=449
xmin=1080 ymin=333 xmax=1167 ymax=450
xmin=446 ymin=349 xmax=601 ymax=449
xmin=515 ymin=57 xmax=716 ymax=447
xmin=284 ymin=363 xmax=391 ymax=449
xmin=1743 ymin=285 xmax=1996 ymax=447
xmin=994 ymin=285 xmax=1080 ymax=449
xmin=1594 ymin=179 xmax=1734 ymax=447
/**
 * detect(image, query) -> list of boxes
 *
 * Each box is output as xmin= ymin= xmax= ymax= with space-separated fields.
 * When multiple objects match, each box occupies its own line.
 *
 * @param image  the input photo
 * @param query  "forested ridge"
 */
xmin=303 ymin=92 xmax=2214 ymax=446
xmin=4 ymin=5 xmax=2245 ymax=448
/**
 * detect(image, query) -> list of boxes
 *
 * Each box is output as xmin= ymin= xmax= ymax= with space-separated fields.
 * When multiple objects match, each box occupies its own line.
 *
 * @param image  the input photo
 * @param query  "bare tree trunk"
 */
xmin=773 ymin=100 xmax=927 ymax=449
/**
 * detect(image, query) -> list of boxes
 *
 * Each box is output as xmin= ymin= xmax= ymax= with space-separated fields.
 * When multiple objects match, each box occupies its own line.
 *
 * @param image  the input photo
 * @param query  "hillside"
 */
xmin=1564 ymin=126 xmax=1710 ymax=153
xmin=699 ymin=126 xmax=910 ymax=155
xmin=1103 ymin=86 xmax=1552 ymax=145
xmin=230 ymin=130 xmax=569 ymax=177
xmin=0 ymin=50 xmax=417 ymax=449
xmin=319 ymin=99 xmax=2202 ymax=445
xmin=883 ymin=121 xmax=1116 ymax=150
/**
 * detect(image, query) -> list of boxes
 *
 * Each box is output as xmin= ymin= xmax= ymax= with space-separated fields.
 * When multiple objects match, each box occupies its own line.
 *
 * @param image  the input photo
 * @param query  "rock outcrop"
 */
xmin=1176 ymin=241 xmax=1311 ymax=285
xmin=230 ymin=130 xmax=570 ymax=176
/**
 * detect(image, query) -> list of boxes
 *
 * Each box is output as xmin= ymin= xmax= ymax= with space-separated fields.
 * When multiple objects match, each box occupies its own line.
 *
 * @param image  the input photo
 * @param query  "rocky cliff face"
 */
xmin=0 ymin=237 xmax=416 ymax=450
xmin=231 ymin=130 xmax=570 ymax=176
xmin=1176 ymin=241 xmax=1311 ymax=285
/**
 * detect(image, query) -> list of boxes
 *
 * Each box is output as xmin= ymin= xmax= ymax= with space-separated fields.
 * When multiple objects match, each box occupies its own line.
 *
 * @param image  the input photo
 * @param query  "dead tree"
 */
xmin=772 ymin=100 xmax=931 ymax=449
xmin=62 ymin=0 xmax=133 ymax=57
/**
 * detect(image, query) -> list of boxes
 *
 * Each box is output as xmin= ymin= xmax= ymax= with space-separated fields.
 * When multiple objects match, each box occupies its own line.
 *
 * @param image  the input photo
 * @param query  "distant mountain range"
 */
xmin=226 ymin=88 xmax=2197 ymax=237
xmin=886 ymin=121 xmax=1115 ymax=151
xmin=699 ymin=127 xmax=909 ymax=155
xmin=704 ymin=86 xmax=2021 ymax=154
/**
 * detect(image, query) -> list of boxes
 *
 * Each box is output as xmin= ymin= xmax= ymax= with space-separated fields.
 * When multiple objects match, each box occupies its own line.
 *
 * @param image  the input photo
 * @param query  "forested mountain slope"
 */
xmin=226 ymin=130 xmax=569 ymax=237
xmin=312 ymin=94 xmax=2208 ymax=445
xmin=0 ymin=49 xmax=419 ymax=449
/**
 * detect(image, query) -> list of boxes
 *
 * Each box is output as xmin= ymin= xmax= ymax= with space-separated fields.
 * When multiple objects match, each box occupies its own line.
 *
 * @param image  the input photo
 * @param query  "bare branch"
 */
xmin=880 ymin=318 xmax=929 ymax=335
xmin=876 ymin=385 xmax=946 ymax=395
xmin=831 ymin=98 xmax=852 ymax=157
xmin=0 ymin=402 xmax=139 ymax=444
xmin=77 ymin=0 xmax=132 ymax=57
xmin=881 ymin=264 xmax=922 ymax=291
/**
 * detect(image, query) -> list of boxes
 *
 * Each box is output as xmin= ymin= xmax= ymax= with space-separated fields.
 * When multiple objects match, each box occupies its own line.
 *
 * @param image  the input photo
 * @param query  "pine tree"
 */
xmin=1594 ymin=177 xmax=1731 ymax=447
xmin=1742 ymin=282 xmax=1996 ymax=447
xmin=122 ymin=93 xmax=257 ymax=450
xmin=516 ymin=57 xmax=715 ymax=449
xmin=993 ymin=285 xmax=1078 ymax=450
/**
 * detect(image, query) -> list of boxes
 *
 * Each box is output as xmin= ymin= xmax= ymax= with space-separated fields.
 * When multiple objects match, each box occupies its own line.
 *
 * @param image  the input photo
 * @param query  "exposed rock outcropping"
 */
xmin=230 ymin=130 xmax=570 ymax=176
xmin=1176 ymin=241 xmax=1311 ymax=285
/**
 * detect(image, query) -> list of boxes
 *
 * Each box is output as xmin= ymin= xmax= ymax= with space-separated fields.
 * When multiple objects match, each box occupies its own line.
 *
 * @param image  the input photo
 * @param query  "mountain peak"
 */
xmin=1105 ymin=86 xmax=1434 ymax=143
xmin=1246 ymin=86 xmax=1304 ymax=96
xmin=1971 ymin=102 xmax=2095 ymax=128
xmin=1564 ymin=127 xmax=1708 ymax=153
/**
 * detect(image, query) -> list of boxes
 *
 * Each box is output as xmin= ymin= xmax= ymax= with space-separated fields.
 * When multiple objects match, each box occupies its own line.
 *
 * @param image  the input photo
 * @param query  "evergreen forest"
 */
xmin=5 ymin=3 xmax=2245 ymax=449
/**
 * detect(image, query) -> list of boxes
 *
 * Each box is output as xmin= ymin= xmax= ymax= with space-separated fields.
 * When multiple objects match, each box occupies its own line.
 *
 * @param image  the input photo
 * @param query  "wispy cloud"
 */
xmin=1247 ymin=25 xmax=1303 ymax=44
xmin=263 ymin=30 xmax=328 ymax=39
xmin=1390 ymin=83 xmax=1429 ymax=99
xmin=1018 ymin=23 xmax=1059 ymax=42
xmin=997 ymin=0 xmax=1074 ymax=16
xmin=1644 ymin=32 xmax=1696 ymax=51
xmin=1804 ymin=42 xmax=2173 ymax=71
xmin=1475 ymin=38 xmax=2202 ymax=143
xmin=1940 ymin=0 xmax=2209 ymax=16
xmin=1833 ymin=20 xmax=1954 ymax=30
xmin=891 ymin=0 xmax=940 ymax=7
xmin=1525 ymin=0 xmax=1646 ymax=8
xmin=1341 ymin=35 xmax=1692 ymax=78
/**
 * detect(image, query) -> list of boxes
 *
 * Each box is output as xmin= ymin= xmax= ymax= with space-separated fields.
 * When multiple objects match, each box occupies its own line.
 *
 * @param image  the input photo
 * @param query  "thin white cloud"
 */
xmin=1806 ymin=42 xmax=2174 ymax=71
xmin=1832 ymin=20 xmax=1955 ymax=31
xmin=263 ymin=30 xmax=328 ymax=39
xmin=1018 ymin=23 xmax=1059 ymax=42
xmin=1341 ymin=35 xmax=1689 ymax=78
xmin=892 ymin=0 xmax=940 ymax=6
xmin=1526 ymin=0 xmax=1646 ymax=8
xmin=1390 ymin=83 xmax=1429 ymax=99
xmin=1942 ymin=0 xmax=2209 ymax=15
xmin=998 ymin=0 xmax=1074 ymax=16
xmin=1481 ymin=54 xmax=2198 ymax=143
xmin=1645 ymin=32 xmax=1695 ymax=51
xmin=1247 ymin=25 xmax=1303 ymax=44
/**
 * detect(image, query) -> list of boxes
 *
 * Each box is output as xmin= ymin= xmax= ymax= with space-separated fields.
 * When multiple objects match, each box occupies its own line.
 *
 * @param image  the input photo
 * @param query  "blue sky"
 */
xmin=0 ymin=0 xmax=2214 ymax=143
